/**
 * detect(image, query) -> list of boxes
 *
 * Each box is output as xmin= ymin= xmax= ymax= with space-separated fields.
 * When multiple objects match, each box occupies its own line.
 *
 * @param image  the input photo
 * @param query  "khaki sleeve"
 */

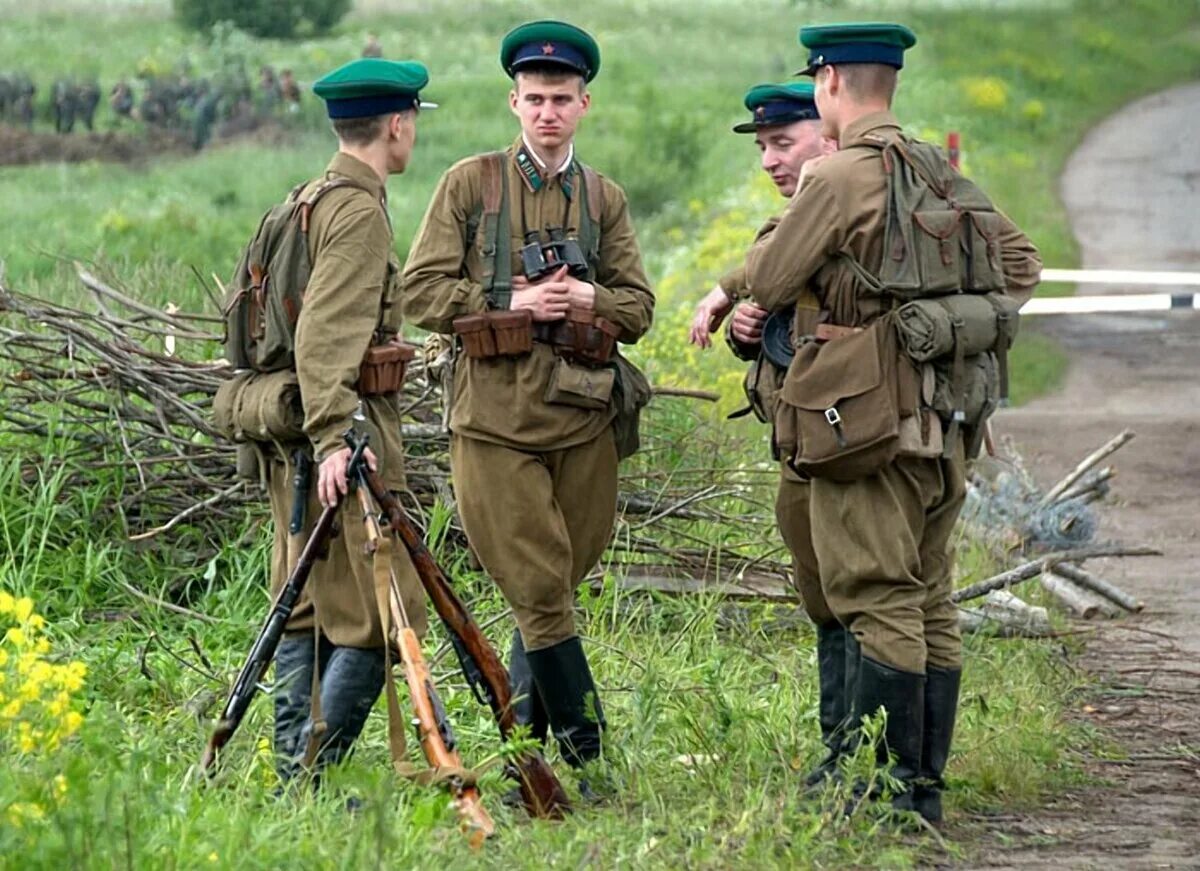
xmin=745 ymin=177 xmax=843 ymax=311
xmin=997 ymin=209 xmax=1042 ymax=308
xmin=401 ymin=167 xmax=489 ymax=333
xmin=718 ymin=265 xmax=746 ymax=302
xmin=590 ymin=182 xmax=655 ymax=343
xmin=295 ymin=202 xmax=390 ymax=460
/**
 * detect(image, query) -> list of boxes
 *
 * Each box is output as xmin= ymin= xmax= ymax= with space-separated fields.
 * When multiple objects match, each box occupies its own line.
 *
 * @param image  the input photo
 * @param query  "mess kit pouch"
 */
xmin=544 ymin=357 xmax=615 ymax=410
xmin=773 ymin=315 xmax=917 ymax=481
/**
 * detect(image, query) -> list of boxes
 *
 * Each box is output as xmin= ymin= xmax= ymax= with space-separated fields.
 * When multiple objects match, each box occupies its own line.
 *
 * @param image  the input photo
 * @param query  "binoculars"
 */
xmin=520 ymin=227 xmax=589 ymax=281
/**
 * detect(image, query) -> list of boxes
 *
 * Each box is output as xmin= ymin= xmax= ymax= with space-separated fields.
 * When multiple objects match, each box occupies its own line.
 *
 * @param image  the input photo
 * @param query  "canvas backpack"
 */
xmin=841 ymin=133 xmax=1022 ymax=456
xmin=222 ymin=177 xmax=369 ymax=372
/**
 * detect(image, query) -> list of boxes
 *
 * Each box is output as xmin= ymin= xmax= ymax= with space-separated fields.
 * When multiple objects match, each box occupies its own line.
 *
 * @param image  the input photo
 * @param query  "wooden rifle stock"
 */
xmin=361 ymin=467 xmax=571 ymax=819
xmin=355 ymin=483 xmax=494 ymax=846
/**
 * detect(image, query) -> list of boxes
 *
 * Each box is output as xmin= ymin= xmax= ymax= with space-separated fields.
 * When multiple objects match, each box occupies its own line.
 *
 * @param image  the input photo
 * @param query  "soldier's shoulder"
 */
xmin=578 ymin=162 xmax=629 ymax=209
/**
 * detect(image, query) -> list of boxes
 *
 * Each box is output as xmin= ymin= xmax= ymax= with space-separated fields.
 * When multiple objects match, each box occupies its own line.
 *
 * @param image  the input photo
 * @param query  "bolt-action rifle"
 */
xmin=200 ymin=433 xmax=369 ymax=775
xmin=357 ymin=463 xmax=572 ymax=819
xmin=351 ymin=455 xmax=495 ymax=847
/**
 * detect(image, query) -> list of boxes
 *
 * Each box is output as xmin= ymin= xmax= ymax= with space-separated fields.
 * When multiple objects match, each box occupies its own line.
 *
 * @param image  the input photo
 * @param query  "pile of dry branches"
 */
xmin=0 ymin=270 xmax=787 ymax=582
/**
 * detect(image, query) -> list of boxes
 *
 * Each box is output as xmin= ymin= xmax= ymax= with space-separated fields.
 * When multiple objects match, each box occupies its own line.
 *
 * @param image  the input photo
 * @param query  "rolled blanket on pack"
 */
xmin=212 ymin=369 xmax=306 ymax=443
xmin=894 ymin=292 xmax=1020 ymax=362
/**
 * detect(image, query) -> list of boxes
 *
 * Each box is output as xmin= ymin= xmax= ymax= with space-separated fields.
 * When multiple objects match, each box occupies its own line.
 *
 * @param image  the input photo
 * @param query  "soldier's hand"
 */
xmin=511 ymin=267 xmax=571 ymax=321
xmin=689 ymin=285 xmax=735 ymax=348
xmin=730 ymin=302 xmax=769 ymax=345
xmin=317 ymin=446 xmax=378 ymax=508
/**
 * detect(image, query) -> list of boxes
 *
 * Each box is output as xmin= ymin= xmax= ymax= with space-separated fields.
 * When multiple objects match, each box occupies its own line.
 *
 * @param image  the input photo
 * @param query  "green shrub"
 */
xmin=173 ymin=0 xmax=351 ymax=39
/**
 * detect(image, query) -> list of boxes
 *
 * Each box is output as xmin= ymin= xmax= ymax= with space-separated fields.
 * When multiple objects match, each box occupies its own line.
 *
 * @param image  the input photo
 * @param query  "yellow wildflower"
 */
xmin=0 ymin=648 xmax=8 ymax=667
xmin=1022 ymin=99 xmax=1046 ymax=122
xmin=7 ymin=802 xmax=46 ymax=827
xmin=34 ymin=638 xmax=51 ymax=655
xmin=64 ymin=711 xmax=83 ymax=734
xmin=2 ymin=698 xmax=21 ymax=720
xmin=0 ymin=591 xmax=13 ymax=614
xmin=5 ymin=627 xmax=26 ymax=647
xmin=963 ymin=77 xmax=1008 ymax=111
xmin=14 ymin=597 xmax=34 ymax=623
xmin=53 ymin=774 xmax=68 ymax=799
xmin=28 ymin=614 xmax=46 ymax=630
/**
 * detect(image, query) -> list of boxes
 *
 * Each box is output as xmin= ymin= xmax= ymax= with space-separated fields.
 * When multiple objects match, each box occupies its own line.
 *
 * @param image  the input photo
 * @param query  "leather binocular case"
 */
xmin=534 ymin=309 xmax=620 ymax=367
xmin=358 ymin=339 xmax=417 ymax=396
xmin=452 ymin=310 xmax=534 ymax=359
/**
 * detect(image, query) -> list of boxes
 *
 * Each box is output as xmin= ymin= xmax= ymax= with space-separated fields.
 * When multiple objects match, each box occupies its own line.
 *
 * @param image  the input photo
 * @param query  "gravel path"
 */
xmin=962 ymin=82 xmax=1200 ymax=870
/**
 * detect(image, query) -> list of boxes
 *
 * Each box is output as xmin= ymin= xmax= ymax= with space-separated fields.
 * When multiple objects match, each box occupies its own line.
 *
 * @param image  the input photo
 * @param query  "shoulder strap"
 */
xmin=577 ymin=163 xmax=603 ymax=272
xmin=295 ymin=177 xmax=372 ymax=233
xmin=475 ymin=152 xmax=512 ymax=309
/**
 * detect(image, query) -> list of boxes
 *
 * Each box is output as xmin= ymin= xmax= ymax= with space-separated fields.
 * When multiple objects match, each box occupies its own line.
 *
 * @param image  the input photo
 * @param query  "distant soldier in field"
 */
xmin=110 ymin=79 xmax=135 ymax=123
xmin=0 ymin=75 xmax=13 ymax=121
xmin=191 ymin=81 xmax=221 ymax=150
xmin=52 ymin=79 xmax=77 ymax=134
xmin=403 ymin=20 xmax=654 ymax=797
xmin=744 ymin=23 xmax=1041 ymax=824
xmin=258 ymin=65 xmax=282 ymax=113
xmin=362 ymin=34 xmax=383 ymax=58
xmin=13 ymin=75 xmax=35 ymax=128
xmin=76 ymin=80 xmax=101 ymax=131
xmin=688 ymin=82 xmax=853 ymax=789
xmin=280 ymin=69 xmax=301 ymax=113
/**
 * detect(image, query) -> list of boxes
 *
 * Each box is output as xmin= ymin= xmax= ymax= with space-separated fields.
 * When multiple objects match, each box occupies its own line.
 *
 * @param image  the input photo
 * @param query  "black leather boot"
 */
xmin=274 ymin=634 xmax=318 ymax=783
xmin=805 ymin=623 xmax=850 ymax=786
xmin=914 ymin=665 xmax=961 ymax=824
xmin=508 ymin=628 xmax=550 ymax=746
xmin=297 ymin=646 xmax=386 ymax=781
xmin=855 ymin=656 xmax=926 ymax=812
xmin=525 ymin=636 xmax=606 ymax=769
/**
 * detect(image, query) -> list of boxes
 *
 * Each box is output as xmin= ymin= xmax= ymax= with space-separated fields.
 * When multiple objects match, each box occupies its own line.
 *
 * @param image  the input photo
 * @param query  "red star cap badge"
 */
xmin=541 ymin=42 xmax=556 ymax=55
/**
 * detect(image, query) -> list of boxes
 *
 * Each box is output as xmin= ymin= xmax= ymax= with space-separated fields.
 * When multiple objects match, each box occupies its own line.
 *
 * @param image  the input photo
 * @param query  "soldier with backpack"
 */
xmin=215 ymin=57 xmax=436 ymax=787
xmin=402 ymin=20 xmax=654 ymax=797
xmin=745 ymin=23 xmax=1041 ymax=823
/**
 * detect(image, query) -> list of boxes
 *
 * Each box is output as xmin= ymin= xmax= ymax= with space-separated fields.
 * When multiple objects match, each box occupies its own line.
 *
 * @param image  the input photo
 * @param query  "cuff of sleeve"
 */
xmin=591 ymin=282 xmax=620 ymax=321
xmin=312 ymin=420 xmax=355 ymax=463
xmin=724 ymin=321 xmax=760 ymax=362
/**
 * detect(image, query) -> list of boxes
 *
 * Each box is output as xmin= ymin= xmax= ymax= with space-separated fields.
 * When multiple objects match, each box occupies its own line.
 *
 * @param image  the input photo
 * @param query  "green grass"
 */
xmin=2 ymin=0 xmax=1199 ymax=866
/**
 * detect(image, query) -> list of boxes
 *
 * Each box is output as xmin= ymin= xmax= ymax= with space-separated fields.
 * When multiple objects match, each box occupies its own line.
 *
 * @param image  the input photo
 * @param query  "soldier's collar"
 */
xmin=325 ymin=151 xmax=387 ymax=201
xmin=838 ymin=110 xmax=902 ymax=149
xmin=514 ymin=136 xmax=576 ymax=195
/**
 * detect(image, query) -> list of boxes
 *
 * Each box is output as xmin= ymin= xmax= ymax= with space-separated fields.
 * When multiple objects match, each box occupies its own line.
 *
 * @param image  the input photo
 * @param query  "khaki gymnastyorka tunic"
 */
xmin=745 ymin=111 xmax=1041 ymax=673
xmin=402 ymin=139 xmax=654 ymax=649
xmin=268 ymin=151 xmax=426 ymax=650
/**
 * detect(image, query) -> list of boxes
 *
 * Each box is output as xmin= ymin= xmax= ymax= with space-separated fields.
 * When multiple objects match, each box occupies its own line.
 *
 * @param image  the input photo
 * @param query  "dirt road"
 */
xmin=967 ymin=83 xmax=1200 ymax=868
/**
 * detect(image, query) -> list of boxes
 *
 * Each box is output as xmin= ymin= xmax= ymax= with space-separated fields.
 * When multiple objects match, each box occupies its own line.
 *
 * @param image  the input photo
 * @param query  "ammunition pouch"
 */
xmin=773 ymin=314 xmax=919 ymax=481
xmin=761 ymin=307 xmax=796 ymax=369
xmin=452 ymin=310 xmax=534 ymax=359
xmin=533 ymin=310 xmax=620 ymax=367
xmin=357 ymin=339 xmax=416 ymax=397
xmin=212 ymin=369 xmax=306 ymax=444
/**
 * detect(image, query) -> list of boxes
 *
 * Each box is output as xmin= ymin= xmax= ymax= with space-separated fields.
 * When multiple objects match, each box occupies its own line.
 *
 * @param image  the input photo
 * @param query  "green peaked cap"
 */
xmin=313 ymin=58 xmax=436 ymax=118
xmin=500 ymin=20 xmax=601 ymax=82
xmin=796 ymin=22 xmax=917 ymax=76
xmin=732 ymin=82 xmax=819 ymax=134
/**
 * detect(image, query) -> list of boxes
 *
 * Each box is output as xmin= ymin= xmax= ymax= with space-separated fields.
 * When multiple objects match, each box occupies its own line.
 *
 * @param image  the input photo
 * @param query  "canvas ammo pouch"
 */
xmin=544 ymin=357 xmax=615 ymax=410
xmin=773 ymin=315 xmax=918 ymax=481
xmin=212 ymin=369 xmax=306 ymax=443
xmin=358 ymin=339 xmax=416 ymax=397
xmin=536 ymin=310 xmax=620 ymax=366
xmin=452 ymin=310 xmax=534 ymax=359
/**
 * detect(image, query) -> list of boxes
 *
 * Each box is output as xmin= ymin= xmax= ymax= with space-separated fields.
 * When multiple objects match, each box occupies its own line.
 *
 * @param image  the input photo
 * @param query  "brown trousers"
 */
xmin=808 ymin=453 xmax=966 ymax=673
xmin=774 ymin=473 xmax=838 ymax=627
xmin=267 ymin=454 xmax=427 ymax=649
xmin=450 ymin=431 xmax=618 ymax=651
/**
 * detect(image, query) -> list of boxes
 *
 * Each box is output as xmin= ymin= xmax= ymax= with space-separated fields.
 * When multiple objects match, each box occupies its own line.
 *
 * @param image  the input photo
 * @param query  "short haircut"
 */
xmin=513 ymin=65 xmax=587 ymax=94
xmin=835 ymin=63 xmax=898 ymax=104
xmin=331 ymin=113 xmax=393 ymax=146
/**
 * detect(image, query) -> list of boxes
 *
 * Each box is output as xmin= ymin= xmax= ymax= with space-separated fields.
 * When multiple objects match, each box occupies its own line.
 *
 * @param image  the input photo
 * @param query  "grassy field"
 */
xmin=2 ymin=0 xmax=1199 ymax=867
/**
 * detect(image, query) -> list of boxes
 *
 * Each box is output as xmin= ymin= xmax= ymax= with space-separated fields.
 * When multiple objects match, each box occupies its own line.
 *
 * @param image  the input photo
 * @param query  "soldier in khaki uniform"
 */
xmin=403 ymin=20 xmax=653 ymax=788
xmin=689 ymin=83 xmax=859 ymax=788
xmin=745 ymin=24 xmax=1041 ymax=822
xmin=268 ymin=58 xmax=435 ymax=784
